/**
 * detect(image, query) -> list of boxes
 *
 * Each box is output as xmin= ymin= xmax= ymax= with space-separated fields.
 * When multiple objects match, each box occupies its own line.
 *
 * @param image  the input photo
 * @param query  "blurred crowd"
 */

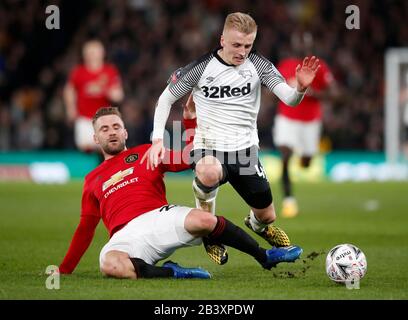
xmin=1 ymin=0 xmax=407 ymax=151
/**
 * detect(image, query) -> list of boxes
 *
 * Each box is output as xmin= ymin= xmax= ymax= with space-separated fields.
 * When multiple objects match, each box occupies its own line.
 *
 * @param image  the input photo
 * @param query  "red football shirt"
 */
xmin=59 ymin=118 xmax=196 ymax=273
xmin=68 ymin=63 xmax=121 ymax=118
xmin=277 ymin=58 xmax=334 ymax=121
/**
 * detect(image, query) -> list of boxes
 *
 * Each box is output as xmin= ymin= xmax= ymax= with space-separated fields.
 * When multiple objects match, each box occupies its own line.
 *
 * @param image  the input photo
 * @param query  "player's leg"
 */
xmin=100 ymin=250 xmax=207 ymax=279
xmin=299 ymin=119 xmax=321 ymax=169
xmin=300 ymin=155 xmax=312 ymax=168
xmin=100 ymin=250 xmax=137 ymax=278
xmin=191 ymin=151 xmax=228 ymax=265
xmin=185 ymin=209 xmax=302 ymax=269
xmin=279 ymin=145 xmax=294 ymax=198
xmin=279 ymin=145 xmax=299 ymax=218
xmin=246 ymin=204 xmax=290 ymax=247
xmin=228 ymin=147 xmax=291 ymax=247
xmin=99 ymin=209 xmax=211 ymax=280
xmin=273 ymin=115 xmax=299 ymax=218
xmin=100 ymin=250 xmax=173 ymax=279
xmin=192 ymin=154 xmax=224 ymax=214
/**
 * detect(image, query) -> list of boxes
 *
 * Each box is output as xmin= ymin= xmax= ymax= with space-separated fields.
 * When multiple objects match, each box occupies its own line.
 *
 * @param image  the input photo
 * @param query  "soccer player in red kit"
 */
xmin=63 ymin=39 xmax=124 ymax=152
xmin=58 ymin=102 xmax=302 ymax=280
xmin=273 ymin=32 xmax=339 ymax=218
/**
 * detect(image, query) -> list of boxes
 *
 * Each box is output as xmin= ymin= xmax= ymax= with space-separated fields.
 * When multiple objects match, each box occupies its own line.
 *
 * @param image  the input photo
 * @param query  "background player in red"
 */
xmin=63 ymin=39 xmax=124 ymax=152
xmin=273 ymin=32 xmax=340 ymax=218
xmin=58 ymin=102 xmax=302 ymax=280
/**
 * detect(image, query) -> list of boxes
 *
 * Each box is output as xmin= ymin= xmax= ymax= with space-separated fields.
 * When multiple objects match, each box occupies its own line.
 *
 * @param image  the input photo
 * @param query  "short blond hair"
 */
xmin=223 ymin=12 xmax=257 ymax=34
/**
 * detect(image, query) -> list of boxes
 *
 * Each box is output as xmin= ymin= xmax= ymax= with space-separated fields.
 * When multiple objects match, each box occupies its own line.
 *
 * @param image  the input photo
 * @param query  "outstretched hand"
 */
xmin=140 ymin=139 xmax=165 ymax=170
xmin=296 ymin=56 xmax=320 ymax=92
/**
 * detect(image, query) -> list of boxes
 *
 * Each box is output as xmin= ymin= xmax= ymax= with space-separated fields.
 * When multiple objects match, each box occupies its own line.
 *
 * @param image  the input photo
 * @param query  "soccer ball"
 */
xmin=325 ymin=244 xmax=367 ymax=283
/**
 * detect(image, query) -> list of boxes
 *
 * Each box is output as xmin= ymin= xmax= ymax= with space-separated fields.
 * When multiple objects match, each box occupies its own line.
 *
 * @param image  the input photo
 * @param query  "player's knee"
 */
xmin=195 ymin=156 xmax=223 ymax=186
xmin=197 ymin=212 xmax=218 ymax=232
xmin=279 ymin=146 xmax=292 ymax=161
xmin=100 ymin=255 xmax=126 ymax=278
xmin=185 ymin=209 xmax=217 ymax=236
xmin=195 ymin=163 xmax=222 ymax=187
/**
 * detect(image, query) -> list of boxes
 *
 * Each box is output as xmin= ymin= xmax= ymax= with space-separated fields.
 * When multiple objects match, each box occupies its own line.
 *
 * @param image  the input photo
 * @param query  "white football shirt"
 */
xmin=153 ymin=49 xmax=304 ymax=151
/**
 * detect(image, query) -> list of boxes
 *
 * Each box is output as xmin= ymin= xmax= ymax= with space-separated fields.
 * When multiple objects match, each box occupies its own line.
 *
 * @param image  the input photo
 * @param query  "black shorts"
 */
xmin=190 ymin=146 xmax=272 ymax=209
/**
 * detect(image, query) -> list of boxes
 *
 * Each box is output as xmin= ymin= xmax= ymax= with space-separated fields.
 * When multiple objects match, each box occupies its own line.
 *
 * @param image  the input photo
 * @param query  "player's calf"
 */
xmin=250 ymin=205 xmax=277 ymax=227
xmin=244 ymin=208 xmax=291 ymax=247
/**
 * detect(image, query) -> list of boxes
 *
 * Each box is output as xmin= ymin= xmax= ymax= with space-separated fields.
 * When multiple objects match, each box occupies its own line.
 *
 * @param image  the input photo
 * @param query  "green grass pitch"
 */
xmin=0 ymin=179 xmax=407 ymax=300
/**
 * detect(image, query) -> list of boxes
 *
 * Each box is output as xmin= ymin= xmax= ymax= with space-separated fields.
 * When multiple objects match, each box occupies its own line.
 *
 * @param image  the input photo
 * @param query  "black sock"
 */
xmin=282 ymin=162 xmax=292 ymax=197
xmin=130 ymin=258 xmax=173 ymax=278
xmin=208 ymin=216 xmax=266 ymax=264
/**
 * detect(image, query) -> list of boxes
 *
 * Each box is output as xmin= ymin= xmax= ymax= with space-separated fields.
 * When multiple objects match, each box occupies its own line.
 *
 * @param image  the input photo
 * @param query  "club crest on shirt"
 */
xmin=238 ymin=69 xmax=252 ymax=79
xmin=102 ymin=167 xmax=134 ymax=191
xmin=125 ymin=153 xmax=138 ymax=164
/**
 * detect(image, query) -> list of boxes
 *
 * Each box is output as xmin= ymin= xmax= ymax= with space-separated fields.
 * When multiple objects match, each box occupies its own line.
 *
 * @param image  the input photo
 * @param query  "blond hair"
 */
xmin=223 ymin=12 xmax=257 ymax=34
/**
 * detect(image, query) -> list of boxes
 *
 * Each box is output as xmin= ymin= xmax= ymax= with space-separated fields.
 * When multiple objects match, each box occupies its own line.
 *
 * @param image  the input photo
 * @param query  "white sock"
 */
xmin=192 ymin=179 xmax=218 ymax=215
xmin=249 ymin=210 xmax=268 ymax=232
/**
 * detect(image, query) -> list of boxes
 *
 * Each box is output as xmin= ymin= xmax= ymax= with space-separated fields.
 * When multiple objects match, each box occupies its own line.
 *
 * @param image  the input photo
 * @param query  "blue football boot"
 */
xmin=262 ymin=245 xmax=303 ymax=270
xmin=163 ymin=261 xmax=212 ymax=279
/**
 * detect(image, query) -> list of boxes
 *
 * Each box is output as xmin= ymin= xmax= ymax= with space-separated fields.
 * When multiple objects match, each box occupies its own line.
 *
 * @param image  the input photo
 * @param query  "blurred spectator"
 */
xmin=63 ymin=39 xmax=124 ymax=152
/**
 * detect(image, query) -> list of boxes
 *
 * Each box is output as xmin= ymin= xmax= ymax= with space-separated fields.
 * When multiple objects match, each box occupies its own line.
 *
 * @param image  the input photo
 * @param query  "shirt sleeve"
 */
xmin=59 ymin=179 xmax=100 ymax=274
xmin=249 ymin=52 xmax=285 ymax=91
xmin=160 ymin=118 xmax=196 ymax=172
xmin=272 ymin=82 xmax=306 ymax=107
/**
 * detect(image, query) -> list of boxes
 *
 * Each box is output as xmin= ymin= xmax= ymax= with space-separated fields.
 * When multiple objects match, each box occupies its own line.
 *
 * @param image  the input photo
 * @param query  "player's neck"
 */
xmin=217 ymin=49 xmax=234 ymax=66
xmin=104 ymin=147 xmax=127 ymax=161
xmin=86 ymin=62 xmax=103 ymax=72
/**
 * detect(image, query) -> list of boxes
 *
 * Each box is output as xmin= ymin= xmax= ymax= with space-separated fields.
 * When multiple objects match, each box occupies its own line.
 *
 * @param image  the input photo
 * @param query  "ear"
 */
xmin=124 ymin=129 xmax=128 ymax=141
xmin=220 ymin=34 xmax=225 ymax=48
xmin=93 ymin=133 xmax=99 ymax=145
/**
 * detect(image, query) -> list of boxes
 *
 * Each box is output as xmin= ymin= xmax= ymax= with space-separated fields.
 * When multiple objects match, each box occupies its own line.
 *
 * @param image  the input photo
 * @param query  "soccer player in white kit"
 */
xmin=143 ymin=12 xmax=320 ymax=265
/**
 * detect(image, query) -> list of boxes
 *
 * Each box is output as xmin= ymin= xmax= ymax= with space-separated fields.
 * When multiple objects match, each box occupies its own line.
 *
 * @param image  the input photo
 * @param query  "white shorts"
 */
xmin=273 ymin=114 xmax=321 ymax=156
xmin=74 ymin=117 xmax=98 ymax=151
xmin=99 ymin=205 xmax=201 ymax=267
